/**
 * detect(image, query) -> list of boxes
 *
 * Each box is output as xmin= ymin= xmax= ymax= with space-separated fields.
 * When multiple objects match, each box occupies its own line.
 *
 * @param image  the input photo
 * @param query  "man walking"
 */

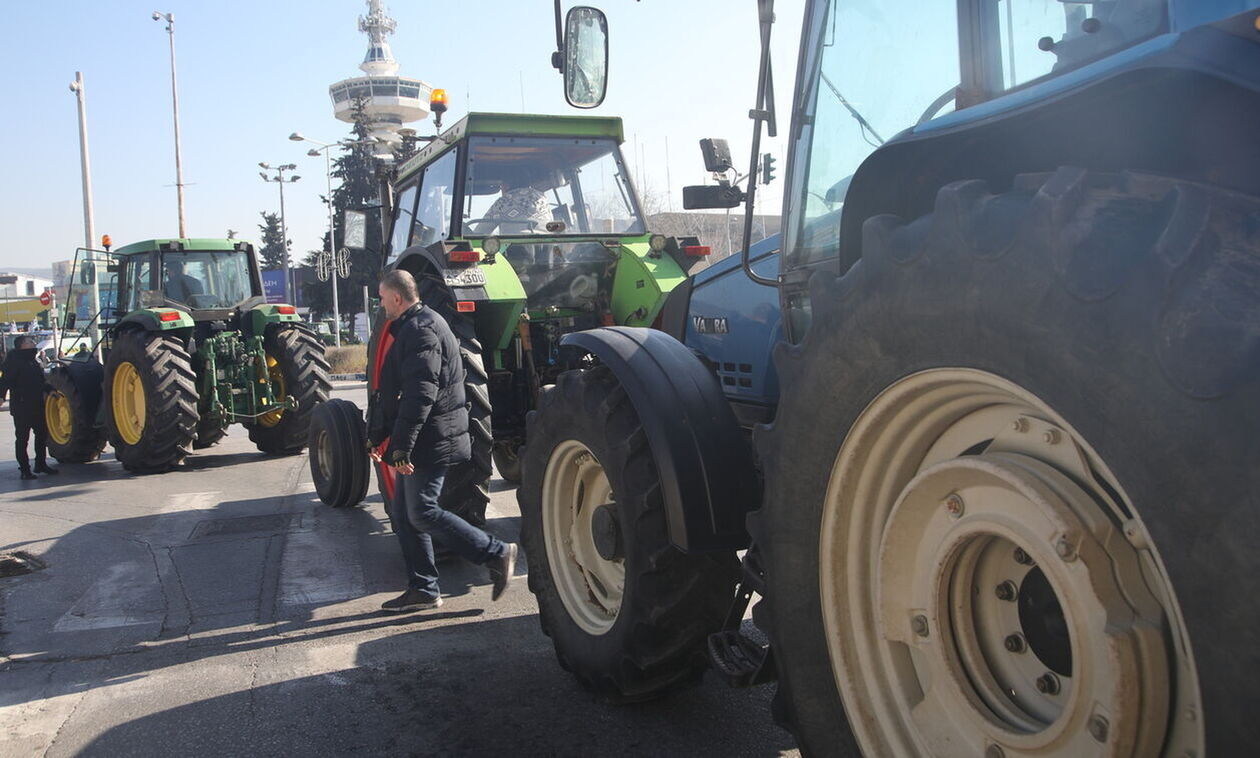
xmin=0 ymin=336 xmax=58 ymax=480
xmin=369 ymin=270 xmax=517 ymax=611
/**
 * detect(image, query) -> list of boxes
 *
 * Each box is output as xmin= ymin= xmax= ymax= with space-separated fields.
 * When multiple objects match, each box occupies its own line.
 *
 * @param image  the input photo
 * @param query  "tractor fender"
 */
xmin=248 ymin=303 xmax=302 ymax=337
xmin=113 ymin=308 xmax=194 ymax=335
xmin=560 ymin=326 xmax=758 ymax=552
xmin=49 ymin=358 xmax=105 ymax=422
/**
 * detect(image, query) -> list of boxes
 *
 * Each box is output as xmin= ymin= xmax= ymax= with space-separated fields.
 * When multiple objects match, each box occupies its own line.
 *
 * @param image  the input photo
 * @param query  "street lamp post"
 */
xmin=290 ymin=133 xmax=341 ymax=347
xmin=68 ymin=71 xmax=101 ymax=353
xmin=152 ymin=11 xmax=187 ymax=237
xmin=259 ymin=163 xmax=299 ymax=305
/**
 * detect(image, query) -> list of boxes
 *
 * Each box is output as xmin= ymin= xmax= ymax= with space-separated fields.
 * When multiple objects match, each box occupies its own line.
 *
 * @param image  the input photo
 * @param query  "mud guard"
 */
xmin=560 ymin=327 xmax=757 ymax=552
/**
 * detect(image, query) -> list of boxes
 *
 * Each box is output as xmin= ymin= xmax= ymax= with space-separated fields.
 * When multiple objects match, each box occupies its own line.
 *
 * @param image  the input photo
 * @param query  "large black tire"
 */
xmin=104 ymin=330 xmax=199 ymax=474
xmin=518 ymin=366 xmax=739 ymax=701
xmin=492 ymin=442 xmax=522 ymax=483
xmin=248 ymin=325 xmax=332 ymax=455
xmin=193 ymin=418 xmax=227 ymax=449
xmin=309 ymin=399 xmax=371 ymax=508
xmin=44 ymin=362 xmax=106 ymax=463
xmin=416 ymin=270 xmax=492 ymax=526
xmin=754 ymin=169 xmax=1260 ymax=756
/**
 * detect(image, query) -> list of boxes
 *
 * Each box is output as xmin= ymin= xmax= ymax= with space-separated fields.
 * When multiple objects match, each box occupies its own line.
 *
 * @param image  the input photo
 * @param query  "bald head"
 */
xmin=379 ymin=269 xmax=419 ymax=319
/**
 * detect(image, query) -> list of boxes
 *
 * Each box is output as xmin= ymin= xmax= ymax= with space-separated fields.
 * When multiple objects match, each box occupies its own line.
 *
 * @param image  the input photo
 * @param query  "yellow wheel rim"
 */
xmin=45 ymin=392 xmax=72 ymax=446
xmin=259 ymin=354 xmax=286 ymax=428
xmin=111 ymin=361 xmax=146 ymax=446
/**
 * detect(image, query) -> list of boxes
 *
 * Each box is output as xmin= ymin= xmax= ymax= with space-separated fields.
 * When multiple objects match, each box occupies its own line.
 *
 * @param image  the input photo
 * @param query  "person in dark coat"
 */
xmin=0 ymin=336 xmax=58 ymax=479
xmin=368 ymin=269 xmax=517 ymax=612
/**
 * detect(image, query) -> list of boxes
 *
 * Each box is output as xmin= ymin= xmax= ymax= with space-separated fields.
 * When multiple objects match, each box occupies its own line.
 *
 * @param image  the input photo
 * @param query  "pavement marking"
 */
xmin=164 ymin=491 xmax=223 ymax=513
xmin=278 ymin=524 xmax=366 ymax=607
xmin=53 ymin=561 xmax=164 ymax=632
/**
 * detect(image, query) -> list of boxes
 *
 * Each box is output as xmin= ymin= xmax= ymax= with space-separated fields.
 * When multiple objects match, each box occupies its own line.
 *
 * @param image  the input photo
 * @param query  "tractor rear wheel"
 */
xmin=417 ymin=270 xmax=492 ymax=526
xmin=193 ymin=418 xmax=227 ymax=449
xmin=248 ymin=325 xmax=332 ymax=455
xmin=104 ymin=330 xmax=198 ymax=473
xmin=519 ymin=367 xmax=738 ymax=701
xmin=309 ymin=399 xmax=370 ymax=508
xmin=754 ymin=170 xmax=1258 ymax=756
xmin=44 ymin=364 xmax=106 ymax=463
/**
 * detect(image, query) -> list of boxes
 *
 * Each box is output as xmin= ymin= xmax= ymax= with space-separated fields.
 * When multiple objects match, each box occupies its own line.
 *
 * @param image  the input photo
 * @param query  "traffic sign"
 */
xmin=39 ymin=290 xmax=52 ymax=307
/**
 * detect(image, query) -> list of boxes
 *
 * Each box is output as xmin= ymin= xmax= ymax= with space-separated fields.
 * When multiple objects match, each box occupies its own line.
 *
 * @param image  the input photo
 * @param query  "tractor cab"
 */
xmin=109 ymin=239 xmax=265 ymax=323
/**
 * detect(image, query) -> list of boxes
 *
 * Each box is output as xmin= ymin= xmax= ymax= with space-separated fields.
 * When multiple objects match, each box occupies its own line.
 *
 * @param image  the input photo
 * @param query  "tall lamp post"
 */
xmin=289 ymin=133 xmax=342 ymax=347
xmin=152 ymin=11 xmax=188 ymax=237
xmin=68 ymin=71 xmax=102 ymax=353
xmin=259 ymin=163 xmax=299 ymax=304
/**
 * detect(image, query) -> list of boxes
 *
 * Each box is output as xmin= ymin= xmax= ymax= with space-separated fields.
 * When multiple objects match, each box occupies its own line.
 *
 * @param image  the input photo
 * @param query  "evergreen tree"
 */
xmin=301 ymin=96 xmax=387 ymax=324
xmin=257 ymin=211 xmax=288 ymax=271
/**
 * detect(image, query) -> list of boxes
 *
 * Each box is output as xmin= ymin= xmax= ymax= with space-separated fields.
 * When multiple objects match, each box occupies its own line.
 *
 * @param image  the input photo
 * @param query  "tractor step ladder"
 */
xmin=707 ymin=547 xmax=777 ymax=687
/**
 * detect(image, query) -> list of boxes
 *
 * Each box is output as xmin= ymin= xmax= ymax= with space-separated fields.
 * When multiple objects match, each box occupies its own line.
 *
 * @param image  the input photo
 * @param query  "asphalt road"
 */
xmin=0 ymin=383 xmax=798 ymax=757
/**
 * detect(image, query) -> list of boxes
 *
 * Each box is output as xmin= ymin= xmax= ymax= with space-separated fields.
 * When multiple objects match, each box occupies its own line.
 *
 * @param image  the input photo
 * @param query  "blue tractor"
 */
xmin=519 ymin=2 xmax=1260 ymax=755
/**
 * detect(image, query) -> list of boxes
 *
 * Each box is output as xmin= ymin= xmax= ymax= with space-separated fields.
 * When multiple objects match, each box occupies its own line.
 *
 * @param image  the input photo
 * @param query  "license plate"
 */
xmin=442 ymin=268 xmax=486 ymax=287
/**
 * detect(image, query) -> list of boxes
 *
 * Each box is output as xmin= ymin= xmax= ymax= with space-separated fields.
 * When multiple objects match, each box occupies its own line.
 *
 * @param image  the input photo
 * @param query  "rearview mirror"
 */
xmin=79 ymin=261 xmax=96 ymax=286
xmin=343 ymin=210 xmax=367 ymax=249
xmin=683 ymin=184 xmax=744 ymax=210
xmin=700 ymin=138 xmax=734 ymax=173
xmin=563 ymin=7 xmax=609 ymax=109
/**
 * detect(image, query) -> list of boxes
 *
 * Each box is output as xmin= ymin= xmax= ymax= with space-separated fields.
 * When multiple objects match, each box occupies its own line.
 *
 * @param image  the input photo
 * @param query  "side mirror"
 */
xmin=700 ymin=138 xmax=734 ymax=173
xmin=343 ymin=210 xmax=367 ymax=249
xmin=683 ymin=184 xmax=744 ymax=210
xmin=562 ymin=7 xmax=609 ymax=109
xmin=79 ymin=261 xmax=96 ymax=286
xmin=106 ymin=263 xmax=120 ymax=273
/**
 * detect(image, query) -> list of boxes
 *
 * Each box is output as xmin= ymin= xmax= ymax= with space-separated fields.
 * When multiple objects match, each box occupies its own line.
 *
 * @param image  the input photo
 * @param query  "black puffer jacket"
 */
xmin=371 ymin=303 xmax=471 ymax=468
xmin=0 ymin=348 xmax=48 ymax=426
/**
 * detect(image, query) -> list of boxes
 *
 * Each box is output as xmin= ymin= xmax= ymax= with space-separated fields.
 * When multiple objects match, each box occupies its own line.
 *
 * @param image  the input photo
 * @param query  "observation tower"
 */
xmin=328 ymin=0 xmax=430 ymax=158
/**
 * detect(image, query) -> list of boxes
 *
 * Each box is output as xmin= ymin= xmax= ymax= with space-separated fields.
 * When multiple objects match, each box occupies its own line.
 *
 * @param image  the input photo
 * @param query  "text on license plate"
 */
xmin=443 ymin=268 xmax=487 ymax=287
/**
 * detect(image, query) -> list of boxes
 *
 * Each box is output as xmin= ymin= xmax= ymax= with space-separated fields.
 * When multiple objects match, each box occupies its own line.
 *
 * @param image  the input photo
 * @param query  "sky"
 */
xmin=0 ymin=0 xmax=806 ymax=271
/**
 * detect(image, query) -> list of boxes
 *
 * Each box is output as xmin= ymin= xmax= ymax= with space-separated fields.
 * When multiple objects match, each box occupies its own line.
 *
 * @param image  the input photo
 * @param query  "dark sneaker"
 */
xmin=489 ymin=543 xmax=519 ymax=601
xmin=19 ymin=470 xmax=36 ymax=481
xmin=381 ymin=590 xmax=442 ymax=613
xmin=34 ymin=464 xmax=59 ymax=475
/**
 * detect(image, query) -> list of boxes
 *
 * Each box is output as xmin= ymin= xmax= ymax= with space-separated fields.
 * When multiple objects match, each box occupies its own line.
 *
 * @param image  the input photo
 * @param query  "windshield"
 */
xmin=784 ymin=0 xmax=960 ymax=268
xmin=161 ymin=252 xmax=254 ymax=309
xmin=461 ymin=136 xmax=644 ymax=236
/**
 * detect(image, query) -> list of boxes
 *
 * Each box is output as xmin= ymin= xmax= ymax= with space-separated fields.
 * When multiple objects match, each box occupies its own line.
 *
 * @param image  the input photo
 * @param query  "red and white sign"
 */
xmin=38 ymin=290 xmax=52 ymax=307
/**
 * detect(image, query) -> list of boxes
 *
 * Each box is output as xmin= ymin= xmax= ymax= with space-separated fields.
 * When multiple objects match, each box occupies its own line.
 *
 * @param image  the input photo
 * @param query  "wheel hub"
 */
xmin=46 ymin=392 xmax=72 ymax=446
xmin=541 ymin=440 xmax=625 ymax=635
xmin=818 ymin=370 xmax=1195 ymax=757
xmin=111 ymin=361 xmax=146 ymax=446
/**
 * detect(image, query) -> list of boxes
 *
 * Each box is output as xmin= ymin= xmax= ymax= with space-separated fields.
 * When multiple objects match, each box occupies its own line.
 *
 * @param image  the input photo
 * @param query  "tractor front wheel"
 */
xmin=104 ymin=330 xmax=198 ymax=474
xmin=248 ymin=325 xmax=332 ymax=455
xmin=309 ymin=398 xmax=370 ymax=508
xmin=44 ymin=364 xmax=106 ymax=464
xmin=518 ymin=367 xmax=738 ymax=701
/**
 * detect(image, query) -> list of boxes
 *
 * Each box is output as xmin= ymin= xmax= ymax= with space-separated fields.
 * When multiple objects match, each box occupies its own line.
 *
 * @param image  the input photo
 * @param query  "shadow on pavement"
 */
xmin=74 ymin=613 xmax=798 ymax=757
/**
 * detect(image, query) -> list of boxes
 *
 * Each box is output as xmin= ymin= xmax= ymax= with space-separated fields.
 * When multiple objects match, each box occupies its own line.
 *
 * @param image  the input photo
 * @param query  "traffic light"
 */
xmin=760 ymin=152 xmax=777 ymax=185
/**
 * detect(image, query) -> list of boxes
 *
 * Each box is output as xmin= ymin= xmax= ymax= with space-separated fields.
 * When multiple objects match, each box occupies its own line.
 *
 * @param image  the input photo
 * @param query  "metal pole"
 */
xmin=70 ymin=72 xmax=102 ymax=353
xmin=326 ymin=149 xmax=340 ymax=348
xmin=277 ymin=172 xmax=292 ymax=304
xmin=158 ymin=13 xmax=188 ymax=237
xmin=363 ymin=284 xmax=370 ymax=341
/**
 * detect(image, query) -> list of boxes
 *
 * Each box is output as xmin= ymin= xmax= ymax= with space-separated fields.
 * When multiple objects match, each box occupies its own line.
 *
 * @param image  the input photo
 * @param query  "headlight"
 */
xmin=648 ymin=234 xmax=668 ymax=252
xmin=483 ymin=236 xmax=501 ymax=256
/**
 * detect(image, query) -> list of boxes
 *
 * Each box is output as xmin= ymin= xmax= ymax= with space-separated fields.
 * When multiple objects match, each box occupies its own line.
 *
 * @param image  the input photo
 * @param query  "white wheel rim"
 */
xmin=819 ymin=368 xmax=1202 ymax=757
xmin=542 ymin=439 xmax=624 ymax=635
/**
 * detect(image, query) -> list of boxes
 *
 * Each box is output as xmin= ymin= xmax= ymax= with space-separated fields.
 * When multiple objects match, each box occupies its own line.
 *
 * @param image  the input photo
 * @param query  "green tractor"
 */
xmin=46 ymin=238 xmax=331 ymax=473
xmin=310 ymin=112 xmax=707 ymax=521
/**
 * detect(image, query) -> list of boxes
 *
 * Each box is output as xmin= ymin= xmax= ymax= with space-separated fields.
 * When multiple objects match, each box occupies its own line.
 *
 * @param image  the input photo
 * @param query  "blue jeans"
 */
xmin=389 ymin=464 xmax=506 ymax=597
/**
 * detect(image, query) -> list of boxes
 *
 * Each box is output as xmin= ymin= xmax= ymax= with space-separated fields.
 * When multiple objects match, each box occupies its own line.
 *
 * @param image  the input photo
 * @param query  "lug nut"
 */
xmin=1011 ymin=417 xmax=1029 ymax=433
xmin=1035 ymin=672 xmax=1061 ymax=695
xmin=1013 ymin=547 xmax=1034 ymax=566
xmin=1088 ymin=714 xmax=1109 ymax=742
xmin=942 ymin=493 xmax=965 ymax=519
xmin=994 ymin=580 xmax=1018 ymax=601
xmin=1055 ymin=538 xmax=1077 ymax=561
xmin=1043 ymin=429 xmax=1062 ymax=444
xmin=1003 ymin=633 xmax=1026 ymax=653
xmin=911 ymin=614 xmax=930 ymax=638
